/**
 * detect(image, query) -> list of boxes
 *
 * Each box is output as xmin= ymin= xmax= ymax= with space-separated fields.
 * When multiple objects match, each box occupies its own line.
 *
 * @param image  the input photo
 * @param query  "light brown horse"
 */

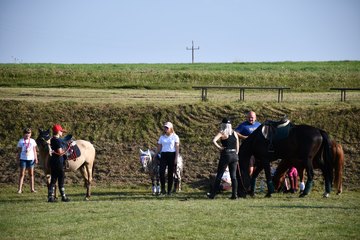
xmin=36 ymin=129 xmax=96 ymax=200
xmin=274 ymin=140 xmax=344 ymax=196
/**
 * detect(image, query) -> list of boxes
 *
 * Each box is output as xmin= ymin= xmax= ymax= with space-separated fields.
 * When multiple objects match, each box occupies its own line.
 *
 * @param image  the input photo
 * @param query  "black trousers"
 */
xmin=159 ymin=152 xmax=176 ymax=193
xmin=212 ymin=152 xmax=238 ymax=197
xmin=49 ymin=158 xmax=65 ymax=189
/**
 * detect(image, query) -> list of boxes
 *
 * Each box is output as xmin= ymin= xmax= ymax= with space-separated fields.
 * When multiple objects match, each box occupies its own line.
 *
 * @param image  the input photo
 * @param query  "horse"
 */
xmin=238 ymin=122 xmax=333 ymax=198
xmin=36 ymin=128 xmax=96 ymax=200
xmin=139 ymin=148 xmax=183 ymax=195
xmin=273 ymin=140 xmax=344 ymax=196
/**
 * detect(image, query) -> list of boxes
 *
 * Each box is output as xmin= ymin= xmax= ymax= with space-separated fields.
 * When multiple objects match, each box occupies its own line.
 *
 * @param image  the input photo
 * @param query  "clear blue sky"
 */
xmin=1 ymin=0 xmax=359 ymax=64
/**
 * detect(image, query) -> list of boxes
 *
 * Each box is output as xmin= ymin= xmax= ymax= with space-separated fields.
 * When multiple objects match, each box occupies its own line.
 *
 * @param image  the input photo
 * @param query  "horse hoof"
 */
xmin=265 ymin=193 xmax=272 ymax=198
xmin=85 ymin=197 xmax=90 ymax=201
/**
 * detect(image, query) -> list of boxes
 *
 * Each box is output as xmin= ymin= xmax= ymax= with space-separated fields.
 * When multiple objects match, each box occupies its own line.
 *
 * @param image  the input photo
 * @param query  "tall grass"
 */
xmin=1 ymin=61 xmax=359 ymax=91
xmin=0 ymin=185 xmax=359 ymax=240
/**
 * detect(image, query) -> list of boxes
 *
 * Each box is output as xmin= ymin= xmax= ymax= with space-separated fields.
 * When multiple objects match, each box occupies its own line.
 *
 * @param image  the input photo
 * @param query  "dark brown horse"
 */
xmin=273 ymin=140 xmax=344 ymax=196
xmin=237 ymin=123 xmax=333 ymax=198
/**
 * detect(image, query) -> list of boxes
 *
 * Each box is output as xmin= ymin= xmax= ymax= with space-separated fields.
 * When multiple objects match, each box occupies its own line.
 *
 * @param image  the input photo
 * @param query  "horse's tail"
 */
xmin=331 ymin=140 xmax=344 ymax=194
xmin=320 ymin=130 xmax=334 ymax=192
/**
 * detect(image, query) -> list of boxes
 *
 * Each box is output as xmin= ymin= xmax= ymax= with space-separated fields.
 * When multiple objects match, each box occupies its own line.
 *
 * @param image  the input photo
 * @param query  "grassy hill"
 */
xmin=0 ymin=100 xmax=359 ymax=191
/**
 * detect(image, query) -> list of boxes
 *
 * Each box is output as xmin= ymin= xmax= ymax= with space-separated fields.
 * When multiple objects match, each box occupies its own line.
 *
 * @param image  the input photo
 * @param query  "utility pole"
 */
xmin=186 ymin=41 xmax=200 ymax=63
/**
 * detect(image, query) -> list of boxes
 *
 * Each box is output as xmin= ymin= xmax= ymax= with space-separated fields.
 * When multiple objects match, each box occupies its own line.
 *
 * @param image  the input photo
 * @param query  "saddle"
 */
xmin=62 ymin=135 xmax=81 ymax=170
xmin=261 ymin=116 xmax=293 ymax=152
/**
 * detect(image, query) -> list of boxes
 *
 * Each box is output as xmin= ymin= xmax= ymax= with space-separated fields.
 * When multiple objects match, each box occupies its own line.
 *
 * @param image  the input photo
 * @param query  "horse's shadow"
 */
xmin=73 ymin=190 xmax=208 ymax=201
xmin=188 ymin=178 xmax=211 ymax=191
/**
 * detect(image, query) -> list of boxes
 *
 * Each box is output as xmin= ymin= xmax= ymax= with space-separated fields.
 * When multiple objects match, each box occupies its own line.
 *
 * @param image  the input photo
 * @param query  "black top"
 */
xmin=220 ymin=132 xmax=237 ymax=149
xmin=50 ymin=137 xmax=64 ymax=162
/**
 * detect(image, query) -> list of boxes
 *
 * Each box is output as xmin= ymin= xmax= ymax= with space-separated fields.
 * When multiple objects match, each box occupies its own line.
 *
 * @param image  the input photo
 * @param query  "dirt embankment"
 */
xmin=1 ymin=100 xmax=359 ymax=191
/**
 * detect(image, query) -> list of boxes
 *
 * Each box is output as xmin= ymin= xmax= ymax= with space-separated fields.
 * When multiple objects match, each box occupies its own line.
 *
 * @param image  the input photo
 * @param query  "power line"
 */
xmin=186 ymin=41 xmax=200 ymax=63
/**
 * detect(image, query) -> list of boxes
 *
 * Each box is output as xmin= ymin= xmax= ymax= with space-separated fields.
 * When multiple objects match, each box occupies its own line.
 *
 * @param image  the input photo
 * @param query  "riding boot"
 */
xmin=60 ymin=187 xmax=70 ymax=202
xmin=48 ymin=184 xmax=56 ymax=202
xmin=230 ymin=183 xmax=237 ymax=199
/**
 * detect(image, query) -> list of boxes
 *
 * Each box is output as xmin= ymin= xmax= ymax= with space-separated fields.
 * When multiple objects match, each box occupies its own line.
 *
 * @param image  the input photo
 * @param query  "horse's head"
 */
xmin=139 ymin=149 xmax=153 ymax=172
xmin=36 ymin=128 xmax=51 ymax=152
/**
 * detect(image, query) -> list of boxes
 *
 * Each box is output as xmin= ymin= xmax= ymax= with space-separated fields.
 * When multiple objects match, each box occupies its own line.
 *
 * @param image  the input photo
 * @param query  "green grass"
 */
xmin=1 ymin=61 xmax=359 ymax=91
xmin=0 ymin=62 xmax=359 ymax=239
xmin=0 ymin=185 xmax=359 ymax=240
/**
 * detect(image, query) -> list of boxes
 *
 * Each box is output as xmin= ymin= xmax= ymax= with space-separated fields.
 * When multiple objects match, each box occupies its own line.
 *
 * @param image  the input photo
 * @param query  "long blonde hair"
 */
xmin=220 ymin=123 xmax=233 ymax=137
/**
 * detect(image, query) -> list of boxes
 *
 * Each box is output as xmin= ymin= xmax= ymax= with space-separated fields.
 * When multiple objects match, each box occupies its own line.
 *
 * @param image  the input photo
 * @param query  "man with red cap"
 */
xmin=48 ymin=124 xmax=70 ymax=202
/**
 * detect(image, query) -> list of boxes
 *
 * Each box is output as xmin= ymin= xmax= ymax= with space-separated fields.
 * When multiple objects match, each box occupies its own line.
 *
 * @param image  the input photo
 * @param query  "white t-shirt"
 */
xmin=158 ymin=133 xmax=180 ymax=153
xmin=17 ymin=138 xmax=37 ymax=160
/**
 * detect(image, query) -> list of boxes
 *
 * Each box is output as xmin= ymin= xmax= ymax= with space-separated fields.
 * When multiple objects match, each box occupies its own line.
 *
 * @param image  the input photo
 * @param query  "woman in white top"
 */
xmin=17 ymin=128 xmax=38 ymax=193
xmin=156 ymin=122 xmax=180 ymax=195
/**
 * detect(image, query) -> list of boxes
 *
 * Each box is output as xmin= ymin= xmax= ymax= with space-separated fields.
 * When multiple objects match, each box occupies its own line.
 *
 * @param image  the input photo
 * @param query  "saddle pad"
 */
xmin=67 ymin=144 xmax=81 ymax=160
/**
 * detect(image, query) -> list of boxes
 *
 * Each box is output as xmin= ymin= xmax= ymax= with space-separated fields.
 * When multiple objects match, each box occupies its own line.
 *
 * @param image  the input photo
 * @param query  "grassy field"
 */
xmin=1 ymin=185 xmax=359 ymax=240
xmin=1 ymin=61 xmax=359 ymax=91
xmin=0 ymin=62 xmax=359 ymax=239
xmin=1 ymin=87 xmax=360 ymax=104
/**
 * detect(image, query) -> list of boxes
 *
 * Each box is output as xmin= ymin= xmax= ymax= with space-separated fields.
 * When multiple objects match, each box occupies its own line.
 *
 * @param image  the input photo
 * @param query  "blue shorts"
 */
xmin=20 ymin=160 xmax=35 ymax=169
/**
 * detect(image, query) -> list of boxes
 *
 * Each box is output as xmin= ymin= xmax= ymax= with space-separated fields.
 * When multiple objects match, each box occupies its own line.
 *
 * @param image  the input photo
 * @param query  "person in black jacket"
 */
xmin=47 ymin=124 xmax=70 ymax=202
xmin=207 ymin=118 xmax=240 ymax=199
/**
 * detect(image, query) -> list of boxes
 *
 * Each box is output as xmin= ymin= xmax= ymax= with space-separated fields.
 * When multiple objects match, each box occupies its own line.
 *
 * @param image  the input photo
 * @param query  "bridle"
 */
xmin=140 ymin=152 xmax=152 ymax=171
xmin=36 ymin=135 xmax=52 ymax=156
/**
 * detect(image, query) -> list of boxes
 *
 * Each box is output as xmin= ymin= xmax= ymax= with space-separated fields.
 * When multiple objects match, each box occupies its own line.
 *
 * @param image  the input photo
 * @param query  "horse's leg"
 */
xmin=151 ymin=179 xmax=155 ymax=195
xmin=322 ymin=168 xmax=332 ymax=198
xmin=156 ymin=175 xmax=160 ymax=195
xmin=85 ymin=161 xmax=94 ymax=199
xmin=46 ymin=174 xmax=51 ymax=188
xmin=300 ymin=164 xmax=314 ymax=198
xmin=151 ymin=174 xmax=156 ymax=195
xmin=79 ymin=165 xmax=91 ymax=200
xmin=333 ymin=142 xmax=344 ymax=195
xmin=177 ymin=168 xmax=182 ymax=192
xmin=154 ymin=165 xmax=161 ymax=194
xmin=249 ymin=166 xmax=262 ymax=196
xmin=298 ymin=168 xmax=305 ymax=193
xmin=263 ymin=158 xmax=275 ymax=198
xmin=46 ymin=173 xmax=58 ymax=199
xmin=172 ymin=166 xmax=181 ymax=193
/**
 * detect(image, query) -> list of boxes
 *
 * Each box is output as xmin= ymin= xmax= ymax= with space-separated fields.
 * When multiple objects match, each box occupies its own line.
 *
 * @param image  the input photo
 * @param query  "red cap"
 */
xmin=52 ymin=124 xmax=67 ymax=134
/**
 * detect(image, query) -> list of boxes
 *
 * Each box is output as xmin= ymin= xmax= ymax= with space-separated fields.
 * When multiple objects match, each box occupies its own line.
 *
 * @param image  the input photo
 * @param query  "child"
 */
xmin=287 ymin=166 xmax=298 ymax=193
xmin=17 ymin=128 xmax=38 ymax=193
